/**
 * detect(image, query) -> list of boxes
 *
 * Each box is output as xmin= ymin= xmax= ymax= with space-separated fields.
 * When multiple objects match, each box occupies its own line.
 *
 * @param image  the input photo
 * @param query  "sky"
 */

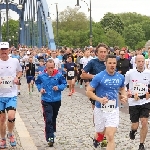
xmin=1 ymin=0 xmax=150 ymax=22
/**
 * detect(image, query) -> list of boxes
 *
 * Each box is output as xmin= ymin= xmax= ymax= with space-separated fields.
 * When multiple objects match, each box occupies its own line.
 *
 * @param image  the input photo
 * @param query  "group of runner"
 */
xmin=0 ymin=42 xmax=150 ymax=150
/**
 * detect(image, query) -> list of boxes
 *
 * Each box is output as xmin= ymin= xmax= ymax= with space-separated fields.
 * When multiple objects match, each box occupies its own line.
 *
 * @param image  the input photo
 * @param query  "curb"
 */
xmin=15 ymin=110 xmax=38 ymax=150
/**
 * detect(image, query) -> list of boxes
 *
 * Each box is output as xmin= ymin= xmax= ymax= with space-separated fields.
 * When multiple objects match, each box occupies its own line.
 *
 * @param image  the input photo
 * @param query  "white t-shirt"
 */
xmin=130 ymin=56 xmax=136 ymax=68
xmin=125 ymin=68 xmax=150 ymax=106
xmin=51 ymin=57 xmax=61 ymax=69
xmin=80 ymin=56 xmax=93 ymax=68
xmin=23 ymin=55 xmax=29 ymax=65
xmin=0 ymin=58 xmax=22 ymax=97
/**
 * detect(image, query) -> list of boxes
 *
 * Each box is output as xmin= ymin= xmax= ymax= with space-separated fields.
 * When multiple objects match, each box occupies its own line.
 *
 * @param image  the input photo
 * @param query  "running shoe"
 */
xmin=93 ymin=138 xmax=100 ymax=148
xmin=48 ymin=138 xmax=54 ymax=147
xmin=80 ymin=85 xmax=83 ymax=88
xmin=68 ymin=92 xmax=72 ymax=96
xmin=138 ymin=145 xmax=145 ymax=150
xmin=0 ymin=139 xmax=6 ymax=149
xmin=101 ymin=137 xmax=107 ymax=148
xmin=129 ymin=131 xmax=137 ymax=140
xmin=7 ymin=134 xmax=16 ymax=147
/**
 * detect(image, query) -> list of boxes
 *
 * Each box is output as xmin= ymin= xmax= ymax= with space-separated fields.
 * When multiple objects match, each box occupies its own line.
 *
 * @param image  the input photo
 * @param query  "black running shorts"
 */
xmin=129 ymin=103 xmax=150 ymax=123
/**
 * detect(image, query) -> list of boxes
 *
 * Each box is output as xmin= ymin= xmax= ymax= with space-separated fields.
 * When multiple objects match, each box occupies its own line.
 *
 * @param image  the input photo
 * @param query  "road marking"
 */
xmin=15 ymin=110 xmax=38 ymax=150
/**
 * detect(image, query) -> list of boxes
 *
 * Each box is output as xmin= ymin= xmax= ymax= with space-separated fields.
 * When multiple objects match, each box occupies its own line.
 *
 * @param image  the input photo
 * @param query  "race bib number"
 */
xmin=101 ymin=100 xmax=116 ymax=113
xmin=68 ymin=71 xmax=74 ymax=77
xmin=133 ymin=83 xmax=148 ymax=96
xmin=0 ymin=76 xmax=13 ymax=89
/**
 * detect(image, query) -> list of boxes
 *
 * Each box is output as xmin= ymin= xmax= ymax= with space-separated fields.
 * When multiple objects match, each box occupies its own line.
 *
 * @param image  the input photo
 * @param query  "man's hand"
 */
xmin=120 ymin=95 xmax=127 ymax=104
xmin=40 ymin=88 xmax=46 ymax=94
xmin=53 ymin=86 xmax=58 ymax=91
xmin=26 ymin=67 xmax=29 ymax=70
xmin=99 ymin=97 xmax=108 ymax=105
xmin=14 ymin=77 xmax=19 ymax=85
xmin=127 ymin=90 xmax=132 ymax=98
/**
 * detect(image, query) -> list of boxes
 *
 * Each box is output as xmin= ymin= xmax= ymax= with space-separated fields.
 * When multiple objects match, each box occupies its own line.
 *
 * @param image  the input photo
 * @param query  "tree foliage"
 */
xmin=2 ymin=8 xmax=150 ymax=50
xmin=105 ymin=29 xmax=125 ymax=47
xmin=100 ymin=12 xmax=124 ymax=34
xmin=123 ymin=23 xmax=145 ymax=49
xmin=1 ymin=19 xmax=19 ymax=46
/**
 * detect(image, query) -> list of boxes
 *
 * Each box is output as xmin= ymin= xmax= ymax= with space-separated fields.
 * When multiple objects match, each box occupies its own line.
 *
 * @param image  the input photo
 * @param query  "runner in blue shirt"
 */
xmin=81 ymin=43 xmax=108 ymax=147
xmin=86 ymin=54 xmax=127 ymax=150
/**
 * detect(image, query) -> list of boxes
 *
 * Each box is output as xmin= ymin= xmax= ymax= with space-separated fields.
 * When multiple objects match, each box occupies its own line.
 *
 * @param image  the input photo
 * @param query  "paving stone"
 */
xmin=16 ymin=77 xmax=150 ymax=150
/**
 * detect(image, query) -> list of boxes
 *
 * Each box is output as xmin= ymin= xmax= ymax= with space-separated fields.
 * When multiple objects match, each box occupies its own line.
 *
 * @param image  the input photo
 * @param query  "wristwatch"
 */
xmin=17 ymin=76 xmax=20 ymax=79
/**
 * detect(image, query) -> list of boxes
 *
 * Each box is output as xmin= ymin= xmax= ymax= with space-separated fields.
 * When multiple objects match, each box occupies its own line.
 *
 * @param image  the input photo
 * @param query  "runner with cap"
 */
xmin=0 ymin=42 xmax=22 ymax=148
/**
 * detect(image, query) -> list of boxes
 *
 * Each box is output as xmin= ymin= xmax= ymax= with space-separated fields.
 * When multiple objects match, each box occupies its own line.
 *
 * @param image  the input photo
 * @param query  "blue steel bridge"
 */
xmin=0 ymin=0 xmax=56 ymax=50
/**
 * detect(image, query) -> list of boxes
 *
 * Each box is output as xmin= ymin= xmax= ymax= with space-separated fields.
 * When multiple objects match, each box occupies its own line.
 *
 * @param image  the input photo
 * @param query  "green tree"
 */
xmin=118 ymin=12 xmax=150 ymax=27
xmin=105 ymin=29 xmax=125 ymax=47
xmin=123 ymin=24 xmax=145 ymax=49
xmin=135 ymin=40 xmax=146 ymax=50
xmin=100 ymin=12 xmax=124 ymax=34
xmin=141 ymin=20 xmax=150 ymax=41
xmin=92 ymin=22 xmax=107 ymax=46
xmin=57 ymin=7 xmax=89 ymax=31
xmin=1 ymin=19 xmax=19 ymax=46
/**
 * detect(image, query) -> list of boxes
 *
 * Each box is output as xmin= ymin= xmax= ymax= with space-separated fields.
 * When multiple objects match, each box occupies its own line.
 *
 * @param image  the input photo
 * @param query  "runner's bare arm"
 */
xmin=119 ymin=87 xmax=127 ymax=103
xmin=81 ymin=70 xmax=95 ymax=79
xmin=86 ymin=85 xmax=108 ymax=104
xmin=16 ymin=71 xmax=22 ymax=78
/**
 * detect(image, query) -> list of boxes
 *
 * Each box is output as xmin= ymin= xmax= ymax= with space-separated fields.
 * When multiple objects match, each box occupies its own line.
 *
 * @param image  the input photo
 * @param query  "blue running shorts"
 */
xmin=26 ymin=76 xmax=35 ymax=84
xmin=0 ymin=96 xmax=17 ymax=111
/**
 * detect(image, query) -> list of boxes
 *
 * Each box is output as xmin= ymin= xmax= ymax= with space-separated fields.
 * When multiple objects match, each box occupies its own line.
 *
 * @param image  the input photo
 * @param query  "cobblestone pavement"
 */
xmin=16 ymin=77 xmax=150 ymax=150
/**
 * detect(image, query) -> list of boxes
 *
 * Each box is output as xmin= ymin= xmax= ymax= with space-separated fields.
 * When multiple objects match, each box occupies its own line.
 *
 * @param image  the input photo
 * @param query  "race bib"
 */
xmin=133 ymin=82 xmax=148 ymax=96
xmin=0 ymin=76 xmax=13 ymax=89
xmin=101 ymin=100 xmax=116 ymax=113
xmin=68 ymin=71 xmax=74 ymax=77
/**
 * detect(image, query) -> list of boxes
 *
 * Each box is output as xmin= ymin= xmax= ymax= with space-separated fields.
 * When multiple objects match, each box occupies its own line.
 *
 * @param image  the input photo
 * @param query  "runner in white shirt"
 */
xmin=125 ymin=55 xmax=150 ymax=150
xmin=80 ymin=49 xmax=93 ymax=90
xmin=0 ymin=42 xmax=22 ymax=149
xmin=50 ymin=50 xmax=61 ymax=70
xmin=130 ymin=49 xmax=142 ymax=69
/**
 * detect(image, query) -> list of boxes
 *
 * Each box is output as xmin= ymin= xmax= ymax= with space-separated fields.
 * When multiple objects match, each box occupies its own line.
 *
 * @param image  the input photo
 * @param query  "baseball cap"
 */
xmin=0 ymin=42 xmax=9 ymax=49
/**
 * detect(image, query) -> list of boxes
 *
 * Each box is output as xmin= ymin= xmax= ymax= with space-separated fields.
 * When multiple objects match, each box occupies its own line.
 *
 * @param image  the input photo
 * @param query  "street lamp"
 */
xmin=47 ymin=12 xmax=51 ymax=20
xmin=49 ymin=3 xmax=59 ymax=47
xmin=55 ymin=3 xmax=59 ymax=47
xmin=6 ymin=0 xmax=9 ymax=41
xmin=89 ymin=0 xmax=92 ymax=46
xmin=77 ymin=0 xmax=92 ymax=46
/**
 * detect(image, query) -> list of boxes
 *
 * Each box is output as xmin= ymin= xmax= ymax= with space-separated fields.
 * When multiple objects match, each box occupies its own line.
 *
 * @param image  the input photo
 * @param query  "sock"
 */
xmin=139 ymin=143 xmax=143 ymax=147
xmin=8 ymin=132 xmax=12 ymax=137
xmin=131 ymin=129 xmax=137 ymax=133
xmin=18 ymin=90 xmax=20 ymax=92
xmin=97 ymin=133 xmax=104 ymax=142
